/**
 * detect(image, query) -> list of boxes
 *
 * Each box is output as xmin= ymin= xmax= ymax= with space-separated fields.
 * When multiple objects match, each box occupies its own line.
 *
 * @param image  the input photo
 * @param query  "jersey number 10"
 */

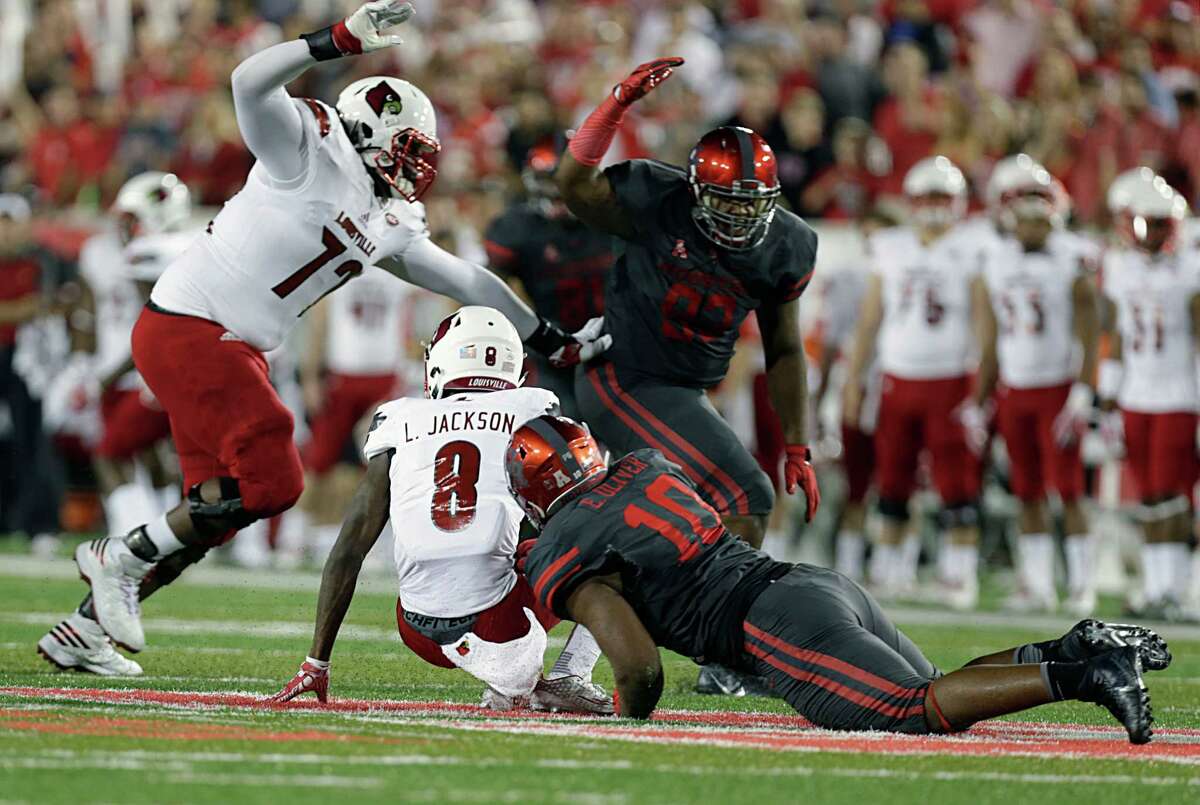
xmin=623 ymin=475 xmax=722 ymax=563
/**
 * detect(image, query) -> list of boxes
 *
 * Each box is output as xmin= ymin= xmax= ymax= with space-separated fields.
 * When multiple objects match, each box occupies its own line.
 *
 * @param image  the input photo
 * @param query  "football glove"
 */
xmin=784 ymin=444 xmax=820 ymax=522
xmin=528 ymin=316 xmax=613 ymax=369
xmin=1052 ymin=381 xmax=1095 ymax=447
xmin=613 ymin=57 xmax=684 ymax=106
xmin=267 ymin=658 xmax=330 ymax=703
xmin=326 ymin=0 xmax=413 ymax=56
xmin=954 ymin=400 xmax=990 ymax=457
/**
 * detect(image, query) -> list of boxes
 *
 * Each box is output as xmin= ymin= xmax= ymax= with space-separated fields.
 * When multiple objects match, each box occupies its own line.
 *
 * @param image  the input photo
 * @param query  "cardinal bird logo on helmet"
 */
xmin=365 ymin=81 xmax=404 ymax=119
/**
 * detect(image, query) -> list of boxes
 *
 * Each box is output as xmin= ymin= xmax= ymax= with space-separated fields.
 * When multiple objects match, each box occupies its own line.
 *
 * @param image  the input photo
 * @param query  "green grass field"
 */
xmin=2 ymin=549 xmax=1199 ymax=804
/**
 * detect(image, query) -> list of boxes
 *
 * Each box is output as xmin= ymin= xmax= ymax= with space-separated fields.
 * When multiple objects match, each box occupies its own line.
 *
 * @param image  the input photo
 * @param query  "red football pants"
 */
xmin=995 ymin=382 xmax=1083 ymax=503
xmin=1122 ymin=410 xmax=1199 ymax=501
xmin=302 ymin=372 xmax=396 ymax=474
xmin=132 ymin=306 xmax=304 ymax=538
xmin=95 ymin=388 xmax=171 ymax=460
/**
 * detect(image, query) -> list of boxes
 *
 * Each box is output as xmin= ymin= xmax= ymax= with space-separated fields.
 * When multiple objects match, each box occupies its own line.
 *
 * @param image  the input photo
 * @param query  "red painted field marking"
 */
xmin=2 ymin=686 xmax=1198 ymax=763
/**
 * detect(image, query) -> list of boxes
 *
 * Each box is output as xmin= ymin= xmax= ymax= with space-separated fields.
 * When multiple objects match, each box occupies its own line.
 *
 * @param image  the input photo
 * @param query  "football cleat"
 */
xmin=695 ymin=663 xmax=746 ymax=697
xmin=1056 ymin=619 xmax=1171 ymax=672
xmin=1077 ymin=646 xmax=1153 ymax=745
xmin=530 ymin=675 xmax=615 ymax=715
xmin=37 ymin=613 xmax=143 ymax=676
xmin=75 ymin=538 xmax=152 ymax=653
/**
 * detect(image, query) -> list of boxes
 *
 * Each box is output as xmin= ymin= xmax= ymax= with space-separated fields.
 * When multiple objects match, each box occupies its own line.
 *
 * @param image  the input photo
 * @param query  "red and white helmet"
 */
xmin=113 ymin=172 xmax=190 ymax=246
xmin=1110 ymin=171 xmax=1189 ymax=253
xmin=903 ymin=156 xmax=966 ymax=230
xmin=505 ymin=415 xmax=608 ymax=526
xmin=424 ymin=306 xmax=524 ymax=399
xmin=687 ymin=126 xmax=780 ymax=251
xmin=336 ymin=76 xmax=440 ymax=202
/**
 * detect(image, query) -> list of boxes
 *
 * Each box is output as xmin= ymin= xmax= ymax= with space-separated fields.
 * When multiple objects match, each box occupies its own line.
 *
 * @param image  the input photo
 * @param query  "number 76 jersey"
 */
xmin=363 ymin=387 xmax=559 ymax=618
xmin=1102 ymin=248 xmax=1200 ymax=413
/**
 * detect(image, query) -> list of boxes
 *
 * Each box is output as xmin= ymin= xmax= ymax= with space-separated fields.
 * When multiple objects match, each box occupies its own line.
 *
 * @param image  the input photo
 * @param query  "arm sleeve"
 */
xmin=776 ymin=224 xmax=819 ymax=302
xmin=387 ymin=237 xmax=540 ymax=338
xmin=230 ymin=39 xmax=315 ymax=185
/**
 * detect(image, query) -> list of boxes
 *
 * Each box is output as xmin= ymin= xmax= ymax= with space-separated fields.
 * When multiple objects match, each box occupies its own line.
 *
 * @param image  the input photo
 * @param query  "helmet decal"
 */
xmin=365 ymin=81 xmax=404 ymax=120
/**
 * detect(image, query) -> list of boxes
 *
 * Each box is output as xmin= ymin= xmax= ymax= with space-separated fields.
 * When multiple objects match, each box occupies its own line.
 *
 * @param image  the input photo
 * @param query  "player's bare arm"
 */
xmin=565 ymin=577 xmax=662 ymax=719
xmin=268 ymin=450 xmax=392 ymax=703
xmin=759 ymin=298 xmax=821 ymax=521
xmin=1072 ymin=275 xmax=1100 ymax=386
xmin=300 ymin=297 xmax=331 ymax=415
xmin=971 ymin=274 xmax=999 ymax=404
xmin=843 ymin=273 xmax=884 ymax=424
xmin=1098 ymin=294 xmax=1122 ymax=410
xmin=556 ymin=57 xmax=683 ymax=240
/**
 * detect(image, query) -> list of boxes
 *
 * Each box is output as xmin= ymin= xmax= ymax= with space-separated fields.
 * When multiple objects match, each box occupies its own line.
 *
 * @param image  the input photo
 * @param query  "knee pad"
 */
xmin=939 ymin=501 xmax=979 ymax=530
xmin=878 ymin=497 xmax=910 ymax=522
xmin=187 ymin=477 xmax=258 ymax=540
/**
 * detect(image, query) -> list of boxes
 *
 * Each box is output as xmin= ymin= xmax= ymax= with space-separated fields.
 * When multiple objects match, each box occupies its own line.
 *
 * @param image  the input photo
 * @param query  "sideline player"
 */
xmin=843 ymin=156 xmax=990 ymax=609
xmin=508 ymin=415 xmax=1168 ymax=743
xmin=557 ymin=57 xmax=820 ymax=551
xmin=1100 ymin=172 xmax=1199 ymax=621
xmin=485 ymin=138 xmax=615 ymax=416
xmin=976 ymin=162 xmax=1101 ymax=615
xmin=45 ymin=1 xmax=609 ymax=660
xmin=270 ymin=308 xmax=611 ymax=713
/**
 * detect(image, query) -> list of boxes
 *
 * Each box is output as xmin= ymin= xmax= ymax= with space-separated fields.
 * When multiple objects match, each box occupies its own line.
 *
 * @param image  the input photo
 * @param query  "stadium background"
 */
xmin=1 ymin=0 xmax=1198 ymax=588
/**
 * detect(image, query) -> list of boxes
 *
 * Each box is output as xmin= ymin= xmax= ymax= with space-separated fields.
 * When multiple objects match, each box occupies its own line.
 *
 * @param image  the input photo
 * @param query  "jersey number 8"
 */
xmin=431 ymin=440 xmax=482 ymax=532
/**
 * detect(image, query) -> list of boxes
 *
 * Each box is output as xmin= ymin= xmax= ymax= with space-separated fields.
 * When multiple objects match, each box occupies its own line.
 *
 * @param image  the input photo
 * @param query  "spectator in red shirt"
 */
xmin=26 ymin=84 xmax=120 ymax=206
xmin=802 ymin=117 xmax=877 ymax=220
xmin=873 ymin=43 xmax=944 ymax=196
xmin=170 ymin=92 xmax=253 ymax=206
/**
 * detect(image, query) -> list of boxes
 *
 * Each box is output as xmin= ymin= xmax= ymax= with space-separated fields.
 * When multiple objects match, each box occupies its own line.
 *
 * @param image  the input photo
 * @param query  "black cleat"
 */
xmin=1077 ymin=646 xmax=1153 ymax=745
xmin=695 ymin=664 xmax=746 ymax=697
xmin=1057 ymin=619 xmax=1172 ymax=672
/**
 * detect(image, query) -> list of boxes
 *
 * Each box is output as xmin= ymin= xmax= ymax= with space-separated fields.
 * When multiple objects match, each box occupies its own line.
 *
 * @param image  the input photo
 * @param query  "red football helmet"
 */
xmin=505 ymin=415 xmax=608 ymax=526
xmin=687 ymin=126 xmax=780 ymax=250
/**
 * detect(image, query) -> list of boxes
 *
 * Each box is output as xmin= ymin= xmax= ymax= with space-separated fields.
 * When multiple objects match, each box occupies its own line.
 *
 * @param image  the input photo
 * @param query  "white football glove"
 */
xmin=1098 ymin=410 xmax=1125 ymax=458
xmin=345 ymin=1 xmax=414 ymax=53
xmin=1052 ymin=381 xmax=1095 ymax=447
xmin=553 ymin=316 xmax=613 ymax=369
xmin=954 ymin=400 xmax=990 ymax=457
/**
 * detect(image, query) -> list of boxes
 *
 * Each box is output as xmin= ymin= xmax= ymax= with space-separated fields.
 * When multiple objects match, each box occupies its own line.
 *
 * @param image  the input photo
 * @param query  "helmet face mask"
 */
xmin=370 ymin=129 xmax=440 ymax=202
xmin=903 ymin=156 xmax=966 ymax=232
xmin=909 ymin=192 xmax=963 ymax=230
xmin=687 ymin=126 xmax=781 ymax=252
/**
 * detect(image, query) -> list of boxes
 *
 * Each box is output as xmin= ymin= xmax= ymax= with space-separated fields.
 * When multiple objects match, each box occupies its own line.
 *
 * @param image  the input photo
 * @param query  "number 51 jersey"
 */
xmin=524 ymin=448 xmax=790 ymax=664
xmin=151 ymin=98 xmax=427 ymax=353
xmin=363 ymin=387 xmax=559 ymax=617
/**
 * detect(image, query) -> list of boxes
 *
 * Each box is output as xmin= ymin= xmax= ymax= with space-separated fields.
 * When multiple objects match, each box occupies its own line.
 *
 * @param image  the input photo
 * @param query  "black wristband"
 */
xmin=300 ymin=27 xmax=342 ymax=61
xmin=525 ymin=318 xmax=568 ymax=357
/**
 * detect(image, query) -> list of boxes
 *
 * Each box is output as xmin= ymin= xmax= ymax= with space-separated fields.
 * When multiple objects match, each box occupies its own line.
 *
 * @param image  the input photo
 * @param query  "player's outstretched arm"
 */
xmin=380 ymin=243 xmax=612 ymax=366
xmin=556 ymin=57 xmax=683 ymax=240
xmin=267 ymin=451 xmax=392 ymax=703
xmin=232 ymin=1 xmax=414 ymax=183
xmin=565 ymin=579 xmax=662 ymax=719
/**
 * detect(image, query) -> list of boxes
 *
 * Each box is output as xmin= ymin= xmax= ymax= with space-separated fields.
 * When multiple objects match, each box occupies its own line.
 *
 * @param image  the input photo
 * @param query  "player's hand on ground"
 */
xmin=613 ymin=57 xmax=684 ymax=106
xmin=954 ymin=401 xmax=989 ymax=456
xmin=784 ymin=445 xmax=820 ymax=522
xmin=267 ymin=659 xmax=330 ymax=703
xmin=1052 ymin=381 xmax=1094 ymax=447
xmin=546 ymin=316 xmax=612 ymax=369
xmin=341 ymin=0 xmax=414 ymax=54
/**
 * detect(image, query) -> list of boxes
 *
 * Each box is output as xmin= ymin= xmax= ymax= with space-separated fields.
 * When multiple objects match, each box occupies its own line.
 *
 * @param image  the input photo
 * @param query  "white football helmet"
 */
xmin=336 ymin=75 xmax=440 ymax=202
xmin=1106 ymin=167 xmax=1160 ymax=215
xmin=985 ymin=153 xmax=1043 ymax=210
xmin=1116 ymin=173 xmax=1188 ymax=252
xmin=903 ymin=155 xmax=967 ymax=230
xmin=113 ymin=172 xmax=190 ymax=246
xmin=424 ymin=306 xmax=524 ymax=399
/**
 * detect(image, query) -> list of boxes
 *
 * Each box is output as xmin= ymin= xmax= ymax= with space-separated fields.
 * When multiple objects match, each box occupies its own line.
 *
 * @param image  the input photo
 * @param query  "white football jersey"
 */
xmin=363 ymin=387 xmax=559 ymax=617
xmin=983 ymin=230 xmax=1099 ymax=389
xmin=124 ymin=230 xmax=197 ymax=283
xmin=78 ymin=230 xmax=142 ymax=389
xmin=872 ymin=226 xmax=984 ymax=379
xmin=325 ymin=265 xmax=415 ymax=376
xmin=1103 ymin=247 xmax=1200 ymax=413
xmin=151 ymin=99 xmax=428 ymax=352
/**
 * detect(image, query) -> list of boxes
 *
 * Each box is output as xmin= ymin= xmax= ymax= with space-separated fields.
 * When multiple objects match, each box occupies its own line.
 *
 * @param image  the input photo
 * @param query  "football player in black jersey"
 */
xmin=557 ymin=58 xmax=819 ymax=551
xmin=486 ymin=138 xmax=615 ymax=417
xmin=507 ymin=416 xmax=1166 ymax=744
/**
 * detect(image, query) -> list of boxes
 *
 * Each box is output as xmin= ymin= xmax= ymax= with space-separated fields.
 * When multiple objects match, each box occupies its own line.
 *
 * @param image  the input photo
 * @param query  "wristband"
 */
xmin=785 ymin=444 xmax=811 ymax=462
xmin=305 ymin=656 xmax=331 ymax=670
xmin=300 ymin=20 xmax=359 ymax=61
xmin=568 ymin=95 xmax=628 ymax=167
xmin=525 ymin=318 xmax=567 ymax=357
xmin=1097 ymin=359 xmax=1123 ymax=401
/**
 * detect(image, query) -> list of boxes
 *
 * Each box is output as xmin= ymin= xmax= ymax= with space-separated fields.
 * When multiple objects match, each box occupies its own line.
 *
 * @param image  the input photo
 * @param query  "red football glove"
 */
xmin=515 ymin=538 xmax=537 ymax=574
xmin=267 ymin=659 xmax=330 ymax=704
xmin=784 ymin=445 xmax=820 ymax=522
xmin=613 ymin=57 xmax=684 ymax=106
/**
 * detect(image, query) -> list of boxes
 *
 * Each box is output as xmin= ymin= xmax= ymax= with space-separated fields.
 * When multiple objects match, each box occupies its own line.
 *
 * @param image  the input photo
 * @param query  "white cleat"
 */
xmin=530 ymin=675 xmax=615 ymax=715
xmin=1004 ymin=588 xmax=1058 ymax=614
xmin=74 ymin=538 xmax=151 ymax=653
xmin=1064 ymin=590 xmax=1098 ymax=619
xmin=937 ymin=580 xmax=979 ymax=612
xmin=37 ymin=612 xmax=143 ymax=676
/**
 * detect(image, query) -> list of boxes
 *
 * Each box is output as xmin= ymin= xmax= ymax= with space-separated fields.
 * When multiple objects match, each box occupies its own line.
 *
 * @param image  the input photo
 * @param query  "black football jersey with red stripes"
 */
xmin=600 ymin=159 xmax=818 ymax=388
xmin=524 ymin=448 xmax=790 ymax=664
xmin=484 ymin=203 xmax=614 ymax=333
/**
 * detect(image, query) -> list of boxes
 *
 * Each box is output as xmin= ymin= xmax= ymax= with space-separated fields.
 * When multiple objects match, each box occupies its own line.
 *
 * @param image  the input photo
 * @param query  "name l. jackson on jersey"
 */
xmin=403 ymin=410 xmax=520 ymax=442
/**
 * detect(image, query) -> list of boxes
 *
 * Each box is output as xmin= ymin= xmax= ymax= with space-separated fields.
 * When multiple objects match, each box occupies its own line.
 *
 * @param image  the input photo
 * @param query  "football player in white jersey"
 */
xmin=975 ymin=163 xmax=1102 ymax=615
xmin=1099 ymin=171 xmax=1200 ymax=621
xmin=843 ymin=156 xmax=991 ymax=609
xmin=270 ymin=307 xmax=612 ymax=713
xmin=51 ymin=1 xmax=610 ymax=661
